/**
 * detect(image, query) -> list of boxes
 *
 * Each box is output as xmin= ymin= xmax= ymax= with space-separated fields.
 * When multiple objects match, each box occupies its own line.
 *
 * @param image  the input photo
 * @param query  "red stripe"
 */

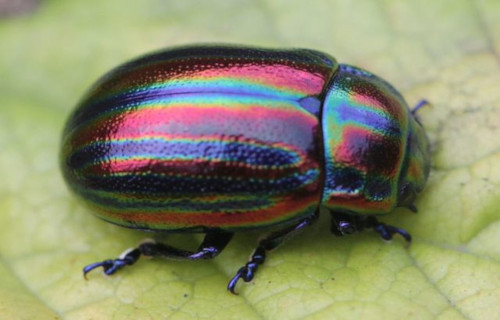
xmin=102 ymin=191 xmax=320 ymax=229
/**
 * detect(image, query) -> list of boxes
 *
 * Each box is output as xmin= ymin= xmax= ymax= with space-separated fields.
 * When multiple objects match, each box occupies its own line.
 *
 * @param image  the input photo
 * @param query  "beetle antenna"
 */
xmin=411 ymin=99 xmax=430 ymax=115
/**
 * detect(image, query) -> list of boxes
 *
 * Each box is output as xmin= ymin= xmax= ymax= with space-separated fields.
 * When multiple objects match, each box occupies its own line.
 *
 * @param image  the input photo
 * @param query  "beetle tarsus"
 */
xmin=227 ymin=213 xmax=318 ymax=294
xmin=330 ymin=213 xmax=412 ymax=244
xmin=227 ymin=247 xmax=265 ymax=294
xmin=83 ymin=248 xmax=141 ymax=278
xmin=368 ymin=218 xmax=412 ymax=243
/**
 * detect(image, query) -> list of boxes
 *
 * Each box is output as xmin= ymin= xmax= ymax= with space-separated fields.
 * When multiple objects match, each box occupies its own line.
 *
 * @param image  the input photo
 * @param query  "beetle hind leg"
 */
xmin=228 ymin=212 xmax=318 ymax=294
xmin=83 ymin=232 xmax=233 ymax=278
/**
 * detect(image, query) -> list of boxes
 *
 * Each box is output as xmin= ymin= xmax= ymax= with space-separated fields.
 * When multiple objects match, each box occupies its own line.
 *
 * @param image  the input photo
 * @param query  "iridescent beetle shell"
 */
xmin=61 ymin=45 xmax=430 ymax=232
xmin=61 ymin=46 xmax=332 ymax=231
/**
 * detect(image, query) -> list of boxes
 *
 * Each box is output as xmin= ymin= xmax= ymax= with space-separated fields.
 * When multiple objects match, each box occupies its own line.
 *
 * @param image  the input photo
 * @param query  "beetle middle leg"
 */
xmin=83 ymin=232 xmax=233 ymax=278
xmin=227 ymin=211 xmax=319 ymax=294
xmin=329 ymin=211 xmax=411 ymax=243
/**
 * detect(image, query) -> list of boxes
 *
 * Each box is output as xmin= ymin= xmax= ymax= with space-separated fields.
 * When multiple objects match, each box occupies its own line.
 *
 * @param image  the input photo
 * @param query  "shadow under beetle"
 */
xmin=60 ymin=45 xmax=431 ymax=294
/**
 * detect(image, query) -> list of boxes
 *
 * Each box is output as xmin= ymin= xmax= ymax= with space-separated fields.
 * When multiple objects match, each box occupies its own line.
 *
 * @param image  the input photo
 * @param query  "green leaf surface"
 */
xmin=1 ymin=0 xmax=499 ymax=319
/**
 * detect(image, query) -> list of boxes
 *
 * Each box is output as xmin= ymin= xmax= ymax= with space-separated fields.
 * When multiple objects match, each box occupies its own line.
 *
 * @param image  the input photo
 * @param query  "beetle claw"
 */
xmin=83 ymin=248 xmax=141 ymax=279
xmin=83 ymin=260 xmax=113 ymax=279
xmin=227 ymin=267 xmax=246 ymax=295
xmin=227 ymin=250 xmax=264 ymax=294
xmin=374 ymin=223 xmax=412 ymax=243
xmin=227 ymin=265 xmax=257 ymax=295
xmin=83 ymin=259 xmax=126 ymax=278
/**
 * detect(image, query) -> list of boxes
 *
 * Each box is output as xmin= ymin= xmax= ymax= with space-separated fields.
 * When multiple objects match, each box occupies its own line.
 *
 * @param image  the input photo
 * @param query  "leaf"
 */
xmin=0 ymin=0 xmax=499 ymax=319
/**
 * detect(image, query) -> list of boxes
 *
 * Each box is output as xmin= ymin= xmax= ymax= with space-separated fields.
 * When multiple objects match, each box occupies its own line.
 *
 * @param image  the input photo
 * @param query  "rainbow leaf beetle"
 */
xmin=60 ymin=45 xmax=431 ymax=294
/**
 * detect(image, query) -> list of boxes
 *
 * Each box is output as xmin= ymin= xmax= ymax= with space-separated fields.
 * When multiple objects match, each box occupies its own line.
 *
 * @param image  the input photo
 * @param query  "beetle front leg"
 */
xmin=364 ymin=216 xmax=412 ymax=243
xmin=228 ymin=212 xmax=318 ymax=294
xmin=329 ymin=211 xmax=411 ymax=243
xmin=83 ymin=232 xmax=233 ymax=278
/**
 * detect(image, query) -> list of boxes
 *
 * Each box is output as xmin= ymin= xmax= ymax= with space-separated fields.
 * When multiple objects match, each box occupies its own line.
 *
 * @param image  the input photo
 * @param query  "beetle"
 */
xmin=60 ymin=44 xmax=431 ymax=294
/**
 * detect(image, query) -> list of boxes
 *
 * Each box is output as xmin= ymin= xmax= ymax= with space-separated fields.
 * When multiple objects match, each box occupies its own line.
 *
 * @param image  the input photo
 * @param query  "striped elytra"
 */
xmin=61 ymin=45 xmax=431 ymax=233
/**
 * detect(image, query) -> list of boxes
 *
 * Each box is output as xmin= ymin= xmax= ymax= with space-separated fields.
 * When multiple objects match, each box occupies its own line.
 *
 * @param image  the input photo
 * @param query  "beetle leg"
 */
xmin=330 ymin=211 xmax=359 ymax=236
xmin=83 ymin=247 xmax=141 ymax=278
xmin=329 ymin=212 xmax=411 ymax=243
xmin=83 ymin=232 xmax=233 ymax=278
xmin=365 ymin=217 xmax=412 ymax=243
xmin=139 ymin=232 xmax=234 ymax=260
xmin=227 ymin=212 xmax=319 ymax=295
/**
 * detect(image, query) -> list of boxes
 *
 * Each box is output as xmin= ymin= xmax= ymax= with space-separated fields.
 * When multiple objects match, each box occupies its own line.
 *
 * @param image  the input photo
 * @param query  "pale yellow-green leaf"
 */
xmin=0 ymin=0 xmax=499 ymax=319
